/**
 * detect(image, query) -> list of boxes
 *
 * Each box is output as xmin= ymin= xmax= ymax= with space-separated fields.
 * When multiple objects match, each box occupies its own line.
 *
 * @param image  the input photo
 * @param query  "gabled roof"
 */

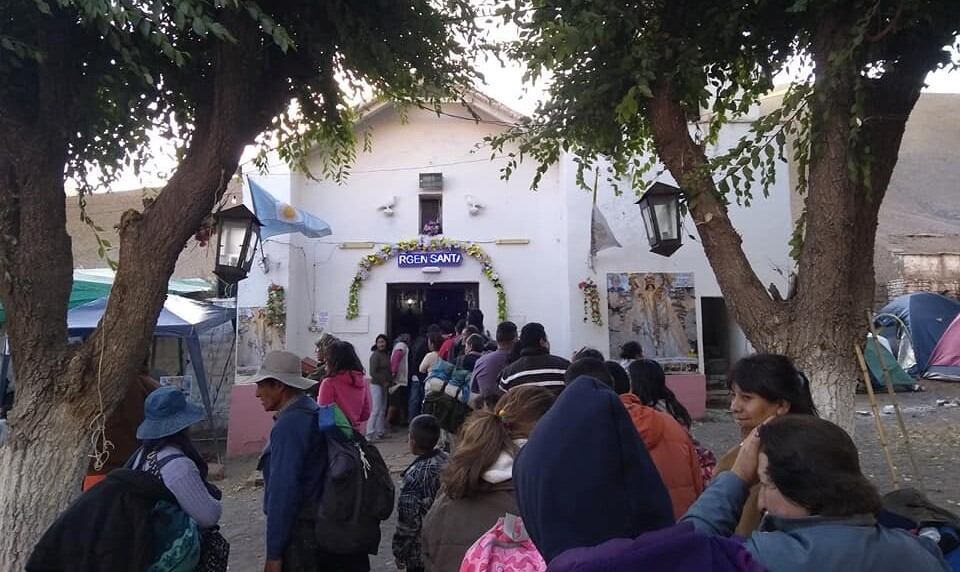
xmin=355 ymin=88 xmax=525 ymax=127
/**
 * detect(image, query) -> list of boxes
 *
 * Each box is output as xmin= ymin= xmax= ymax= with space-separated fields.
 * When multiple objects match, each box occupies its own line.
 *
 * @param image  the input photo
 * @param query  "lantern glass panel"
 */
xmin=218 ymin=219 xmax=249 ymax=267
xmin=652 ymin=196 xmax=679 ymax=241
xmin=640 ymin=202 xmax=658 ymax=246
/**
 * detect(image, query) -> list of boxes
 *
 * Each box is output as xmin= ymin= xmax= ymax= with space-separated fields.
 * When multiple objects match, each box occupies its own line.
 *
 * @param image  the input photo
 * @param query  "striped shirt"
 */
xmin=498 ymin=350 xmax=571 ymax=393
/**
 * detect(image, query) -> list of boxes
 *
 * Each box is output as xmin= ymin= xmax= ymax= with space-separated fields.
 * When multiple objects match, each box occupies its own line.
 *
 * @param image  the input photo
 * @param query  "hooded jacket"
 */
xmin=547 ymin=522 xmax=765 ymax=572
xmin=514 ymin=376 xmax=674 ymax=563
xmin=318 ymin=370 xmax=372 ymax=433
xmin=620 ymin=393 xmax=704 ymax=518
xmin=421 ymin=441 xmax=525 ymax=572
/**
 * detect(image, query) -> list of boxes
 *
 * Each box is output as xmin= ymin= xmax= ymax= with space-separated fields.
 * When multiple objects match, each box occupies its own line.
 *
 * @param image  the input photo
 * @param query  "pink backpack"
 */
xmin=460 ymin=514 xmax=547 ymax=572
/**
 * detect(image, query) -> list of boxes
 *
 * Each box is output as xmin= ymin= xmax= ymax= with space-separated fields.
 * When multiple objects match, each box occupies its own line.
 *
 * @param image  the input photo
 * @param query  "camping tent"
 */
xmin=863 ymin=334 xmax=917 ymax=390
xmin=1 ymin=295 xmax=232 ymax=418
xmin=875 ymin=293 xmax=960 ymax=377
xmin=926 ymin=314 xmax=960 ymax=381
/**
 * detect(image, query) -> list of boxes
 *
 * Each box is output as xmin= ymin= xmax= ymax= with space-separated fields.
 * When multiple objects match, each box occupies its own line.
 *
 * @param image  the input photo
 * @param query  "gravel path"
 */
xmin=219 ymin=381 xmax=960 ymax=571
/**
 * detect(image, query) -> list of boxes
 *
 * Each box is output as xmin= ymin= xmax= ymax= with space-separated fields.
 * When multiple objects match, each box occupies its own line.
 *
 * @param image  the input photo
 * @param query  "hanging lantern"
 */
xmin=213 ymin=205 xmax=262 ymax=285
xmin=636 ymin=182 xmax=682 ymax=257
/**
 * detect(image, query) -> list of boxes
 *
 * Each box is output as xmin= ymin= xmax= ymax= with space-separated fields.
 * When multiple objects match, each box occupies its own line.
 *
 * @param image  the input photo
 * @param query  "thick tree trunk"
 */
xmin=646 ymin=18 xmax=933 ymax=432
xmin=0 ymin=15 xmax=289 ymax=568
xmin=0 ymin=408 xmax=90 ymax=568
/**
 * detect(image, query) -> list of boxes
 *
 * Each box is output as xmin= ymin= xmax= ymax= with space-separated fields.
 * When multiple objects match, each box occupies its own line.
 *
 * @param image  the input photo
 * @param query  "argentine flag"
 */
xmin=248 ymin=177 xmax=333 ymax=240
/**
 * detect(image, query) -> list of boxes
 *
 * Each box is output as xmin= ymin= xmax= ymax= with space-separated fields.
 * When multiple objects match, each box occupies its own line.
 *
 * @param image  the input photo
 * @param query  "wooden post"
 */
xmin=854 ymin=343 xmax=899 ymax=490
xmin=867 ymin=311 xmax=925 ymax=493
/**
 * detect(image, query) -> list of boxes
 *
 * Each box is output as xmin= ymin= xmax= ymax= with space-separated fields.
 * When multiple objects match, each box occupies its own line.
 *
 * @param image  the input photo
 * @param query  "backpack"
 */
xmin=314 ymin=406 xmax=396 ymax=555
xmin=422 ymin=379 xmax=472 ymax=434
xmin=132 ymin=450 xmax=203 ymax=572
xmin=461 ymin=514 xmax=546 ymax=572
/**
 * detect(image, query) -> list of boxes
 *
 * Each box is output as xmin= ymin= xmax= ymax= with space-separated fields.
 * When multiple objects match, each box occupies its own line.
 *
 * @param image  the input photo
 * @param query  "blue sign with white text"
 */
xmin=397 ymin=250 xmax=464 ymax=268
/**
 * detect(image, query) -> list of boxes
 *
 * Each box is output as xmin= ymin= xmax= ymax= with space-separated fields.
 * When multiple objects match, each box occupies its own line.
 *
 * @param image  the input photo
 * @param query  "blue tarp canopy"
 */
xmin=876 ymin=293 xmax=960 ymax=376
xmin=1 ymin=294 xmax=232 ymax=419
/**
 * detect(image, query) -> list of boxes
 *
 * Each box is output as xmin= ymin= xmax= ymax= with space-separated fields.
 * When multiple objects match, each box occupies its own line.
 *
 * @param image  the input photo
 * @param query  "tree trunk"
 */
xmin=0 ymin=407 xmax=91 ymax=569
xmin=0 ymin=15 xmax=289 ymax=567
xmin=646 ymin=18 xmax=934 ymax=433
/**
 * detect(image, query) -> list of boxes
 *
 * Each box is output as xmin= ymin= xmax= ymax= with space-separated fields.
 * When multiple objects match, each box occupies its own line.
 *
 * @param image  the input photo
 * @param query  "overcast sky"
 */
xmin=105 ymin=35 xmax=960 ymax=192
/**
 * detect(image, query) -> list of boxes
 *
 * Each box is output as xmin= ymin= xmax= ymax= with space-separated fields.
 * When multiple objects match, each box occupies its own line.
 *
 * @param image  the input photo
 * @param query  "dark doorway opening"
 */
xmin=386 ymin=282 xmax=479 ymax=339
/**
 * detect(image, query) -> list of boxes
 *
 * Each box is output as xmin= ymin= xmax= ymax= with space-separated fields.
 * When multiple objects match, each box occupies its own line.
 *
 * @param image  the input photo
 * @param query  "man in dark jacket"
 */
xmin=249 ymin=350 xmax=347 ymax=572
xmin=498 ymin=322 xmax=570 ymax=394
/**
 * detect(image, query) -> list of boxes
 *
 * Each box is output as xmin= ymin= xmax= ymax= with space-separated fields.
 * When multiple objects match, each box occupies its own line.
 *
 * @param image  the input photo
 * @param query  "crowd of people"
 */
xmin=26 ymin=312 xmax=959 ymax=572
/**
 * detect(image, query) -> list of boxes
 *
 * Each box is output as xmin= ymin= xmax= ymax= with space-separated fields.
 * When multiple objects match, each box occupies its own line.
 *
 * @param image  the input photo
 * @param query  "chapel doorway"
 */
xmin=386 ymin=282 xmax=479 ymax=339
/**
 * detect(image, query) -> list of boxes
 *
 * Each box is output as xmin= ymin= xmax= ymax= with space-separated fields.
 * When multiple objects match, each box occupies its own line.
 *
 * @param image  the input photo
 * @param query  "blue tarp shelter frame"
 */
xmin=1 ymin=295 xmax=232 ymax=419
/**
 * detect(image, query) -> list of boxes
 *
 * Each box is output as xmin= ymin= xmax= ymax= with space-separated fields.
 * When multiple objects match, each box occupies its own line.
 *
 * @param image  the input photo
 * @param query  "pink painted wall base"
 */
xmin=226 ymin=384 xmax=274 ymax=458
xmin=665 ymin=373 xmax=707 ymax=420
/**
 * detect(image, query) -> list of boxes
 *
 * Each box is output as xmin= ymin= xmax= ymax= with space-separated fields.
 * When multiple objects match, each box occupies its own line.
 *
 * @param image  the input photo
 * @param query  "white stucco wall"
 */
xmin=237 ymin=103 xmax=793 ymax=369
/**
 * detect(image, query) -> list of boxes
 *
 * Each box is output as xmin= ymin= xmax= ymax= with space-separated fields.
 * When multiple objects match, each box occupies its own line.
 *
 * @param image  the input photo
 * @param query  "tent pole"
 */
xmin=867 ymin=311 xmax=925 ymax=493
xmin=854 ymin=343 xmax=899 ymax=490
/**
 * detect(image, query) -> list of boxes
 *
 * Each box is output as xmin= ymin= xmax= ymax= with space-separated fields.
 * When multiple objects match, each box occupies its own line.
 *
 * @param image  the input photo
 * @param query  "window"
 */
xmin=419 ymin=195 xmax=442 ymax=235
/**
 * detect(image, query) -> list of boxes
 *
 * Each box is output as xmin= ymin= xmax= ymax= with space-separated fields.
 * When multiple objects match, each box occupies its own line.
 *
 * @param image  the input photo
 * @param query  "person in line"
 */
xmin=619 ymin=340 xmax=643 ymax=370
xmin=716 ymin=353 xmax=819 ymax=534
xmin=498 ymin=323 xmax=570 ymax=394
xmin=450 ymin=324 xmax=480 ymax=363
xmin=438 ymin=320 xmax=464 ymax=361
xmin=630 ymin=358 xmax=717 ymax=486
xmin=571 ymin=347 xmax=604 ymax=362
xmin=470 ymin=321 xmax=517 ymax=402
xmin=620 ymin=366 xmax=704 ymax=518
xmin=389 ymin=333 xmax=412 ymax=427
xmin=682 ymin=415 xmax=951 ymax=572
xmin=252 ymin=350 xmax=360 ymax=572
xmin=419 ymin=332 xmax=444 ymax=379
xmin=513 ymin=376 xmax=674 ymax=564
xmin=307 ymin=333 xmax=341 ymax=382
xmin=422 ymin=385 xmax=556 ymax=571
xmin=456 ymin=333 xmax=486 ymax=373
xmin=83 ymin=358 xmax=161 ymax=491
xmin=393 ymin=415 xmax=448 ymax=572
xmin=367 ymin=334 xmax=392 ymax=441
xmin=563 ymin=357 xmax=614 ymax=387
xmin=409 ymin=325 xmax=440 ymax=422
xmin=603 ymin=360 xmax=632 ymax=396
xmin=319 ymin=341 xmax=372 ymax=434
xmin=130 ymin=385 xmax=222 ymax=529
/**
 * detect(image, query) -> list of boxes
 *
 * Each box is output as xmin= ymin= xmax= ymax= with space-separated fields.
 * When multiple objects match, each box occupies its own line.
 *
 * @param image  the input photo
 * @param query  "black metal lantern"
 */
xmin=213 ymin=205 xmax=262 ymax=285
xmin=636 ymin=182 xmax=683 ymax=257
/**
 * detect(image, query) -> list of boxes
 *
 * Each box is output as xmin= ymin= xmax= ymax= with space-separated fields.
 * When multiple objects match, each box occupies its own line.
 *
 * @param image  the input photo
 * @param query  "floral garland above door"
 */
xmin=346 ymin=237 xmax=507 ymax=321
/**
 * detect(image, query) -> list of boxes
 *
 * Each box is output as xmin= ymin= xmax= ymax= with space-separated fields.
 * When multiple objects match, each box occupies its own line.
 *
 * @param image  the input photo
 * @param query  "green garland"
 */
xmin=265 ymin=283 xmax=286 ymax=334
xmin=346 ymin=237 xmax=507 ymax=322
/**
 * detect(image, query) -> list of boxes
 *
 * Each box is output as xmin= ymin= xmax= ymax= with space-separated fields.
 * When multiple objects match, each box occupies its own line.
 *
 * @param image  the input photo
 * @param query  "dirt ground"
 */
xmin=218 ymin=381 xmax=960 ymax=571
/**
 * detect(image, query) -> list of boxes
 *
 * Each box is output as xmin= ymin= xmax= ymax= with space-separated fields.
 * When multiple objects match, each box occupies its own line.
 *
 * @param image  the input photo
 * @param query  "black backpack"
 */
xmin=314 ymin=428 xmax=395 ymax=555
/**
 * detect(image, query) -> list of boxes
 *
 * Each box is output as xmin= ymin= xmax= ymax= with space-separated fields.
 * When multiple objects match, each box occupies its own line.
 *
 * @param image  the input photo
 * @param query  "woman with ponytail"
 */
xmin=717 ymin=353 xmax=819 ymax=535
xmin=421 ymin=386 xmax=555 ymax=571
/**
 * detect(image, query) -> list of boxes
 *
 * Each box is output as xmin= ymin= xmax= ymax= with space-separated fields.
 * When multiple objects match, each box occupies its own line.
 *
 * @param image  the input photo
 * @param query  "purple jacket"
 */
xmin=547 ymin=522 xmax=765 ymax=572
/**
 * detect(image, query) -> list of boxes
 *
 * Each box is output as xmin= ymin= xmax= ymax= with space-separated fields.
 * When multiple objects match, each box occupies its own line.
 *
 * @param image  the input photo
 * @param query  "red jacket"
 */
xmin=620 ymin=394 xmax=704 ymax=518
xmin=318 ymin=370 xmax=372 ymax=433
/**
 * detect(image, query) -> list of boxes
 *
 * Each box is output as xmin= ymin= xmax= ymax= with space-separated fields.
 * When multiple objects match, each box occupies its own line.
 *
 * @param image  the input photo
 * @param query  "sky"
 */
xmin=104 ymin=33 xmax=960 ymax=193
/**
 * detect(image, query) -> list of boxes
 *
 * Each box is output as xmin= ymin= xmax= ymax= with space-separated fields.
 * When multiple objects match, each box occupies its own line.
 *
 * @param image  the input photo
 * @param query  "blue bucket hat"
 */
xmin=136 ymin=385 xmax=206 ymax=440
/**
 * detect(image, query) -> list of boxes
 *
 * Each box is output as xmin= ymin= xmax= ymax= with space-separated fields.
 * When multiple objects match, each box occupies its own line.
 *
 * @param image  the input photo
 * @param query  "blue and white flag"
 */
xmin=248 ymin=177 xmax=332 ymax=240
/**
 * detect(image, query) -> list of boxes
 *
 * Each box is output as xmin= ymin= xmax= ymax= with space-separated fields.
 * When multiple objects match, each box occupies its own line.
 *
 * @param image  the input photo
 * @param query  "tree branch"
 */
xmin=647 ymin=80 xmax=783 ymax=346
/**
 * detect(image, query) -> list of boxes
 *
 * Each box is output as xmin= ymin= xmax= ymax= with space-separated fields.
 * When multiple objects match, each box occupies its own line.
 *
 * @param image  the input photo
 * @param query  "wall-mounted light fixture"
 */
xmin=377 ymin=196 xmax=396 ymax=217
xmin=422 ymin=266 xmax=442 ymax=274
xmin=465 ymin=194 xmax=484 ymax=215
xmin=339 ymin=242 xmax=376 ymax=249
xmin=494 ymin=238 xmax=530 ymax=245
